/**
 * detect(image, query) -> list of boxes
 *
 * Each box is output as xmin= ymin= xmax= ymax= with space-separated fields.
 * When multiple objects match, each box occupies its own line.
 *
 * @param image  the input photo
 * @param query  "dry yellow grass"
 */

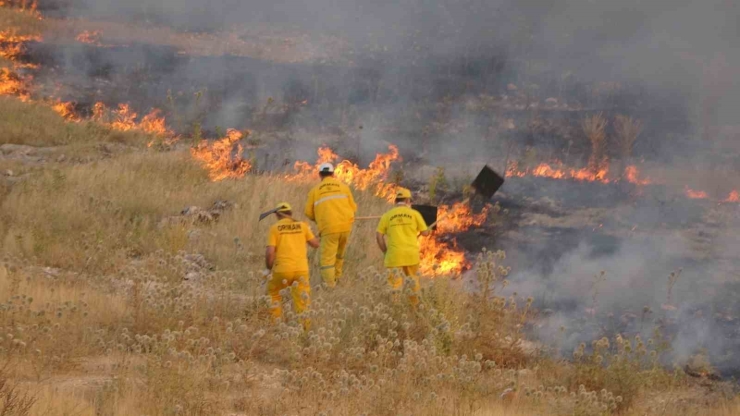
xmin=0 ymin=9 xmax=738 ymax=410
xmin=1 ymin=243 xmax=736 ymax=416
xmin=0 ymin=97 xmax=152 ymax=148
xmin=0 ymin=5 xmax=42 ymax=70
xmin=0 ymin=149 xmax=388 ymax=277
xmin=0 ymin=7 xmax=45 ymax=37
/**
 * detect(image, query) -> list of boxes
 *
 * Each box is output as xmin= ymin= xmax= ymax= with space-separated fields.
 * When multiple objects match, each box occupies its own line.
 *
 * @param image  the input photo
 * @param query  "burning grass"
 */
xmin=0 ymin=5 xmax=739 ymax=415
xmin=190 ymin=129 xmax=252 ymax=181
xmin=92 ymin=102 xmax=176 ymax=139
xmin=0 ymin=6 xmax=43 ymax=38
xmin=50 ymin=99 xmax=78 ymax=121
xmin=75 ymin=29 xmax=102 ymax=46
xmin=283 ymin=144 xmax=488 ymax=275
xmin=287 ymin=144 xmax=402 ymax=201
xmin=0 ymin=67 xmax=28 ymax=98
xmin=1 ymin=139 xmax=738 ymax=415
xmin=0 ymin=150 xmax=389 ymax=275
xmin=0 ymin=96 xmax=152 ymax=148
xmin=507 ymin=160 xmax=610 ymax=184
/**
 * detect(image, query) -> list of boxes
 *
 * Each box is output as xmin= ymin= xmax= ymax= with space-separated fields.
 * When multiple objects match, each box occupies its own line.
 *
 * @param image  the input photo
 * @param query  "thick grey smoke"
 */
xmin=43 ymin=0 xmax=739 ymax=155
xmin=486 ymin=192 xmax=740 ymax=375
xmin=35 ymin=0 xmax=740 ymax=373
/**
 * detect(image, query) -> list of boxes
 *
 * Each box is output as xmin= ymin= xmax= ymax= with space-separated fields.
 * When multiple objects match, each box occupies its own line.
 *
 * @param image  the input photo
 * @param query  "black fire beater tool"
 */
xmin=354 ymin=164 xmax=506 ymax=229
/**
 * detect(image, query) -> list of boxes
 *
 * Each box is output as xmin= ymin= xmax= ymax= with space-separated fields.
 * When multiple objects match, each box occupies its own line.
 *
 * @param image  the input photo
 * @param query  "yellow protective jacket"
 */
xmin=305 ymin=177 xmax=357 ymax=235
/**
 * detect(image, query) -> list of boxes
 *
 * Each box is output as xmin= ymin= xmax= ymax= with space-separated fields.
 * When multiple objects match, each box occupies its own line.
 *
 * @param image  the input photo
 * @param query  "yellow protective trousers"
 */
xmin=387 ymin=265 xmax=421 ymax=306
xmin=266 ymin=271 xmax=310 ymax=328
xmin=319 ymin=231 xmax=350 ymax=287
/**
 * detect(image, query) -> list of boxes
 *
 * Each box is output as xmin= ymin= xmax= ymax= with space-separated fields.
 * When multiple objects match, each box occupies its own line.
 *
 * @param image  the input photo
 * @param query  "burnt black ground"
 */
xmin=445 ymin=176 xmax=740 ymax=378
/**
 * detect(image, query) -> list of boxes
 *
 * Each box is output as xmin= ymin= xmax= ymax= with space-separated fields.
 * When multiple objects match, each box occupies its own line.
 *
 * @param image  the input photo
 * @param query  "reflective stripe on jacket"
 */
xmin=305 ymin=177 xmax=357 ymax=235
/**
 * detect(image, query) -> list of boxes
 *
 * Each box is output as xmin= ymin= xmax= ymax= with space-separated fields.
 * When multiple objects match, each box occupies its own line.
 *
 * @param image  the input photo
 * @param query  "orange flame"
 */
xmin=51 ymin=100 xmax=79 ymax=121
xmin=419 ymin=237 xmax=467 ymax=276
xmin=624 ymin=165 xmax=652 ymax=185
xmin=92 ymin=102 xmax=176 ymax=141
xmin=436 ymin=202 xmax=489 ymax=234
xmin=0 ymin=32 xmax=41 ymax=67
xmin=76 ymin=30 xmax=103 ymax=46
xmin=507 ymin=161 xmax=610 ymax=183
xmin=0 ymin=40 xmax=23 ymax=61
xmin=0 ymin=67 xmax=30 ymax=100
xmin=287 ymin=145 xmax=401 ymax=201
xmin=0 ymin=0 xmax=38 ymax=12
xmin=724 ymin=190 xmax=739 ymax=203
xmin=190 ymin=129 xmax=252 ymax=181
xmin=419 ymin=202 xmax=489 ymax=276
xmin=0 ymin=31 xmax=39 ymax=100
xmin=685 ymin=187 xmax=708 ymax=199
xmin=139 ymin=108 xmax=174 ymax=137
xmin=284 ymin=145 xmax=486 ymax=274
xmin=110 ymin=103 xmax=137 ymax=131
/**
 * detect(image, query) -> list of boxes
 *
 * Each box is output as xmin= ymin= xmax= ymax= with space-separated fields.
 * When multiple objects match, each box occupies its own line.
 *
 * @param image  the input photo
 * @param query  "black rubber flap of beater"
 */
xmin=412 ymin=204 xmax=438 ymax=231
xmin=471 ymin=165 xmax=505 ymax=200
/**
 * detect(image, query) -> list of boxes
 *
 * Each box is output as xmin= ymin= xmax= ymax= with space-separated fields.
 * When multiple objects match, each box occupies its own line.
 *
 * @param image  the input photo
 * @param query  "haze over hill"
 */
xmin=2 ymin=2 xmax=740 ymax=414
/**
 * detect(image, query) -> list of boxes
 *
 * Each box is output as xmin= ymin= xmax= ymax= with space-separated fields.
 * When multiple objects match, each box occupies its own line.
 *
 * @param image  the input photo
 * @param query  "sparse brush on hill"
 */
xmin=0 ymin=97 xmax=152 ymax=149
xmin=3 ymin=3 xmax=740 ymax=413
xmin=2 ymin=243 xmax=737 ymax=415
xmin=0 ymin=96 xmax=738 ymax=415
xmin=0 ymin=150 xmax=388 ymax=275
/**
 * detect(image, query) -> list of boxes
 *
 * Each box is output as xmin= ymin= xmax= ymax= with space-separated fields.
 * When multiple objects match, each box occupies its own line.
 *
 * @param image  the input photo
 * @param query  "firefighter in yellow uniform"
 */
xmin=264 ymin=202 xmax=319 ymax=327
xmin=304 ymin=162 xmax=357 ymax=288
xmin=375 ymin=188 xmax=430 ymax=306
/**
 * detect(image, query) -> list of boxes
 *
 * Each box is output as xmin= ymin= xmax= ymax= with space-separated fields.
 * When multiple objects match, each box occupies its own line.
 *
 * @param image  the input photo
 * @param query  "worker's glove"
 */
xmin=261 ymin=269 xmax=272 ymax=280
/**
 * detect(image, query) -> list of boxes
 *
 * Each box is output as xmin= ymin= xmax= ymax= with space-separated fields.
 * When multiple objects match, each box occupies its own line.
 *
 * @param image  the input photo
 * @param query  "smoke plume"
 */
xmin=30 ymin=0 xmax=740 ymax=373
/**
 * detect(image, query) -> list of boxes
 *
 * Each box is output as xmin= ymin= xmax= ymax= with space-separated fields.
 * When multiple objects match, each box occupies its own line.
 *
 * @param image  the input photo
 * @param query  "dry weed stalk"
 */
xmin=0 ymin=361 xmax=36 ymax=416
xmin=582 ymin=113 xmax=608 ymax=175
xmin=661 ymin=269 xmax=682 ymax=312
xmin=614 ymin=114 xmax=643 ymax=162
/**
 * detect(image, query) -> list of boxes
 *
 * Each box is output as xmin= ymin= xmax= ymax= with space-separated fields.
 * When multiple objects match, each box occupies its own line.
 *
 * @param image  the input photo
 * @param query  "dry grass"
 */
xmin=614 ymin=114 xmax=643 ymax=162
xmin=582 ymin=113 xmax=608 ymax=175
xmin=0 ymin=97 xmax=152 ymax=148
xmin=0 ymin=7 xmax=44 ymax=37
xmin=0 ymin=242 xmax=736 ymax=416
xmin=0 ymin=9 xmax=738 ymax=410
xmin=0 ymin=149 xmax=388 ymax=277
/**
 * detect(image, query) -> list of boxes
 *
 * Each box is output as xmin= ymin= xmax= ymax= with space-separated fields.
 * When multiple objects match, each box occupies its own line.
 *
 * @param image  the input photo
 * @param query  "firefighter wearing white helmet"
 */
xmin=304 ymin=162 xmax=357 ymax=288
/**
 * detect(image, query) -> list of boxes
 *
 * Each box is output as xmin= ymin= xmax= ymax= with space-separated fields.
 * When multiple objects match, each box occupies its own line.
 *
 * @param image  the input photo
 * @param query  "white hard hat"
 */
xmin=319 ymin=162 xmax=334 ymax=173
